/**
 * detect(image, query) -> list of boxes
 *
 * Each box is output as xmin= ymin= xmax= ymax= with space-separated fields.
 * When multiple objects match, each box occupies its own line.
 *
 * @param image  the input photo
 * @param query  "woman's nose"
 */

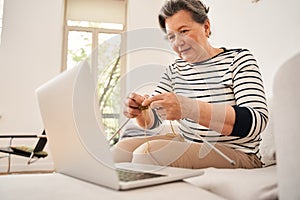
xmin=173 ymin=34 xmax=185 ymax=47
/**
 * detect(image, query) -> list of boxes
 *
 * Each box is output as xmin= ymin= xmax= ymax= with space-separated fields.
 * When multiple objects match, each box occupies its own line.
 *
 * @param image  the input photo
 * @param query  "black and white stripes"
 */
xmin=153 ymin=48 xmax=268 ymax=155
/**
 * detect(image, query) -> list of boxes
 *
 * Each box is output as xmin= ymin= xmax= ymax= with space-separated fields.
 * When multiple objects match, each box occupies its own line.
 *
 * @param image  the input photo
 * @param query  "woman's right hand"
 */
xmin=123 ymin=93 xmax=148 ymax=118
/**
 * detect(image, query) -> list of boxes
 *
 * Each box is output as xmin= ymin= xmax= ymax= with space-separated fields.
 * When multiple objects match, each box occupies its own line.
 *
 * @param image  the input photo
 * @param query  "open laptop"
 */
xmin=36 ymin=60 xmax=203 ymax=190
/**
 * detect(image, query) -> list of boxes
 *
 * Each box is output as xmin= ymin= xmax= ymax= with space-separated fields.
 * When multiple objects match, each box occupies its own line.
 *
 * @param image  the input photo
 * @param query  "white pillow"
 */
xmin=184 ymin=166 xmax=278 ymax=200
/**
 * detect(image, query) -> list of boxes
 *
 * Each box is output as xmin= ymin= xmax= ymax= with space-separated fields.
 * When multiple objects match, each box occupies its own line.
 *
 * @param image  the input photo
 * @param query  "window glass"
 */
xmin=65 ymin=23 xmax=123 ymax=143
xmin=67 ymin=31 xmax=92 ymax=69
xmin=97 ymin=33 xmax=121 ymax=139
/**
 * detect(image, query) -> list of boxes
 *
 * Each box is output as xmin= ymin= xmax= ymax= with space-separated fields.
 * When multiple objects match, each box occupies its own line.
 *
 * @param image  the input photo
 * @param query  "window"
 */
xmin=63 ymin=0 xmax=126 ymax=143
xmin=65 ymin=21 xmax=123 ymax=70
xmin=0 ymin=0 xmax=4 ymax=45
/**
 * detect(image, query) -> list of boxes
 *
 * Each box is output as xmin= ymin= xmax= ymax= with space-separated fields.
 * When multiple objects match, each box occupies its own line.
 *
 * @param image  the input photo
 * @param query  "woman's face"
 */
xmin=165 ymin=10 xmax=210 ymax=63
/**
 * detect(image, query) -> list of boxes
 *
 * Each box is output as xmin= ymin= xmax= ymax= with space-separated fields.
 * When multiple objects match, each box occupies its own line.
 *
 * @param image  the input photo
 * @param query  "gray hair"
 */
xmin=159 ymin=0 xmax=210 ymax=33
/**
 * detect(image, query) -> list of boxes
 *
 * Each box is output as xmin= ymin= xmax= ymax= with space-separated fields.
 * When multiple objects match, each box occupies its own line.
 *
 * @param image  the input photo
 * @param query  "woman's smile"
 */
xmin=179 ymin=47 xmax=192 ymax=56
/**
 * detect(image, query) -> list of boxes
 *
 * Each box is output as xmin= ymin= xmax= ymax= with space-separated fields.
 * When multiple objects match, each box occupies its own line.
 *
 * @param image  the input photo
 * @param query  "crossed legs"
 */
xmin=111 ymin=135 xmax=262 ymax=169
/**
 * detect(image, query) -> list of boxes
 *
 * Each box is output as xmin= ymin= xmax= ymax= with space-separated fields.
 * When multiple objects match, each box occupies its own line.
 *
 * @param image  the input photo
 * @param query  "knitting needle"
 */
xmin=109 ymin=118 xmax=131 ymax=142
xmin=109 ymin=105 xmax=149 ymax=142
xmin=177 ymin=119 xmax=236 ymax=166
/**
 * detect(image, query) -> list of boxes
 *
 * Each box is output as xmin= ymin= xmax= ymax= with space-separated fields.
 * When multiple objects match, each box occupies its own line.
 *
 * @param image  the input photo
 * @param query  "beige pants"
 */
xmin=111 ymin=134 xmax=262 ymax=169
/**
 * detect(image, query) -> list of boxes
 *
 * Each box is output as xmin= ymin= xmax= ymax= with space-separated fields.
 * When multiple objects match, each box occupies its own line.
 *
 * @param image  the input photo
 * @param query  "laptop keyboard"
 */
xmin=116 ymin=168 xmax=165 ymax=182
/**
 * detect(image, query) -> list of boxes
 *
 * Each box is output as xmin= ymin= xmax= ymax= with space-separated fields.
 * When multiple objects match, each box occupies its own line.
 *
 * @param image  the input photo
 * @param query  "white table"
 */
xmin=0 ymin=172 xmax=225 ymax=200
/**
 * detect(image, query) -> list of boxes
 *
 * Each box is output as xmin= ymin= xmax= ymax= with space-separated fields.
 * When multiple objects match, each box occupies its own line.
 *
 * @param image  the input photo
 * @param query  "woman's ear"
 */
xmin=204 ymin=19 xmax=211 ymax=38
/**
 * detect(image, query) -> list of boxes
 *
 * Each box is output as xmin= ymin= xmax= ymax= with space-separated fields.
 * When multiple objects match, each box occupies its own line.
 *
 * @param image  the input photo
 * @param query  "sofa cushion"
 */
xmin=273 ymin=52 xmax=300 ymax=199
xmin=184 ymin=165 xmax=277 ymax=200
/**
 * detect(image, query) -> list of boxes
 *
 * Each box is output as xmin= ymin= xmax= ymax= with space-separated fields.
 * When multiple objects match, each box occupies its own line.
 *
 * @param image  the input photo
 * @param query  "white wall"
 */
xmin=0 ymin=0 xmax=64 ymax=172
xmin=0 ymin=0 xmax=65 ymax=133
xmin=125 ymin=0 xmax=175 ymax=96
xmin=126 ymin=0 xmax=300 ymax=97
xmin=207 ymin=0 xmax=300 ymax=96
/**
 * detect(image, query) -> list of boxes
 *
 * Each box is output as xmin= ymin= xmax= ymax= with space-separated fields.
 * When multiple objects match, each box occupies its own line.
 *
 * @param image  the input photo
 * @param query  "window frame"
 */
xmin=61 ymin=25 xmax=123 ymax=71
xmin=61 ymin=21 xmax=126 ymax=140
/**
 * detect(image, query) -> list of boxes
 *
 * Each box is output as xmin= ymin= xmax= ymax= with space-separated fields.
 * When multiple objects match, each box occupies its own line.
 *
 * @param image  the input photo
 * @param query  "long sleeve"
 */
xmin=231 ymin=49 xmax=268 ymax=138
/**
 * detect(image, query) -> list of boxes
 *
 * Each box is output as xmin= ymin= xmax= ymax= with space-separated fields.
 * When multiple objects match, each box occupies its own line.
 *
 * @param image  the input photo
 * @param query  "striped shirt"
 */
xmin=152 ymin=48 xmax=269 ymax=155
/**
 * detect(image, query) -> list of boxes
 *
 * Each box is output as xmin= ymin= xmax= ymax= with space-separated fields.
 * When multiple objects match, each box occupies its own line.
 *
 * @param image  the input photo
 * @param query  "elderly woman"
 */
xmin=112 ymin=0 xmax=268 ymax=169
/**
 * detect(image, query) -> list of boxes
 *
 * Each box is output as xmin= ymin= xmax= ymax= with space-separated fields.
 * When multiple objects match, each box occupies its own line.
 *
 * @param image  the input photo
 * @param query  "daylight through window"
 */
xmin=64 ymin=0 xmax=126 ymax=143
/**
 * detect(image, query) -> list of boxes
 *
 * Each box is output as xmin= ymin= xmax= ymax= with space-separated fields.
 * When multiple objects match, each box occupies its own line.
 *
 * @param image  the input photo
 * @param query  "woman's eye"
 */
xmin=167 ymin=34 xmax=175 ymax=41
xmin=180 ymin=29 xmax=188 ymax=34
